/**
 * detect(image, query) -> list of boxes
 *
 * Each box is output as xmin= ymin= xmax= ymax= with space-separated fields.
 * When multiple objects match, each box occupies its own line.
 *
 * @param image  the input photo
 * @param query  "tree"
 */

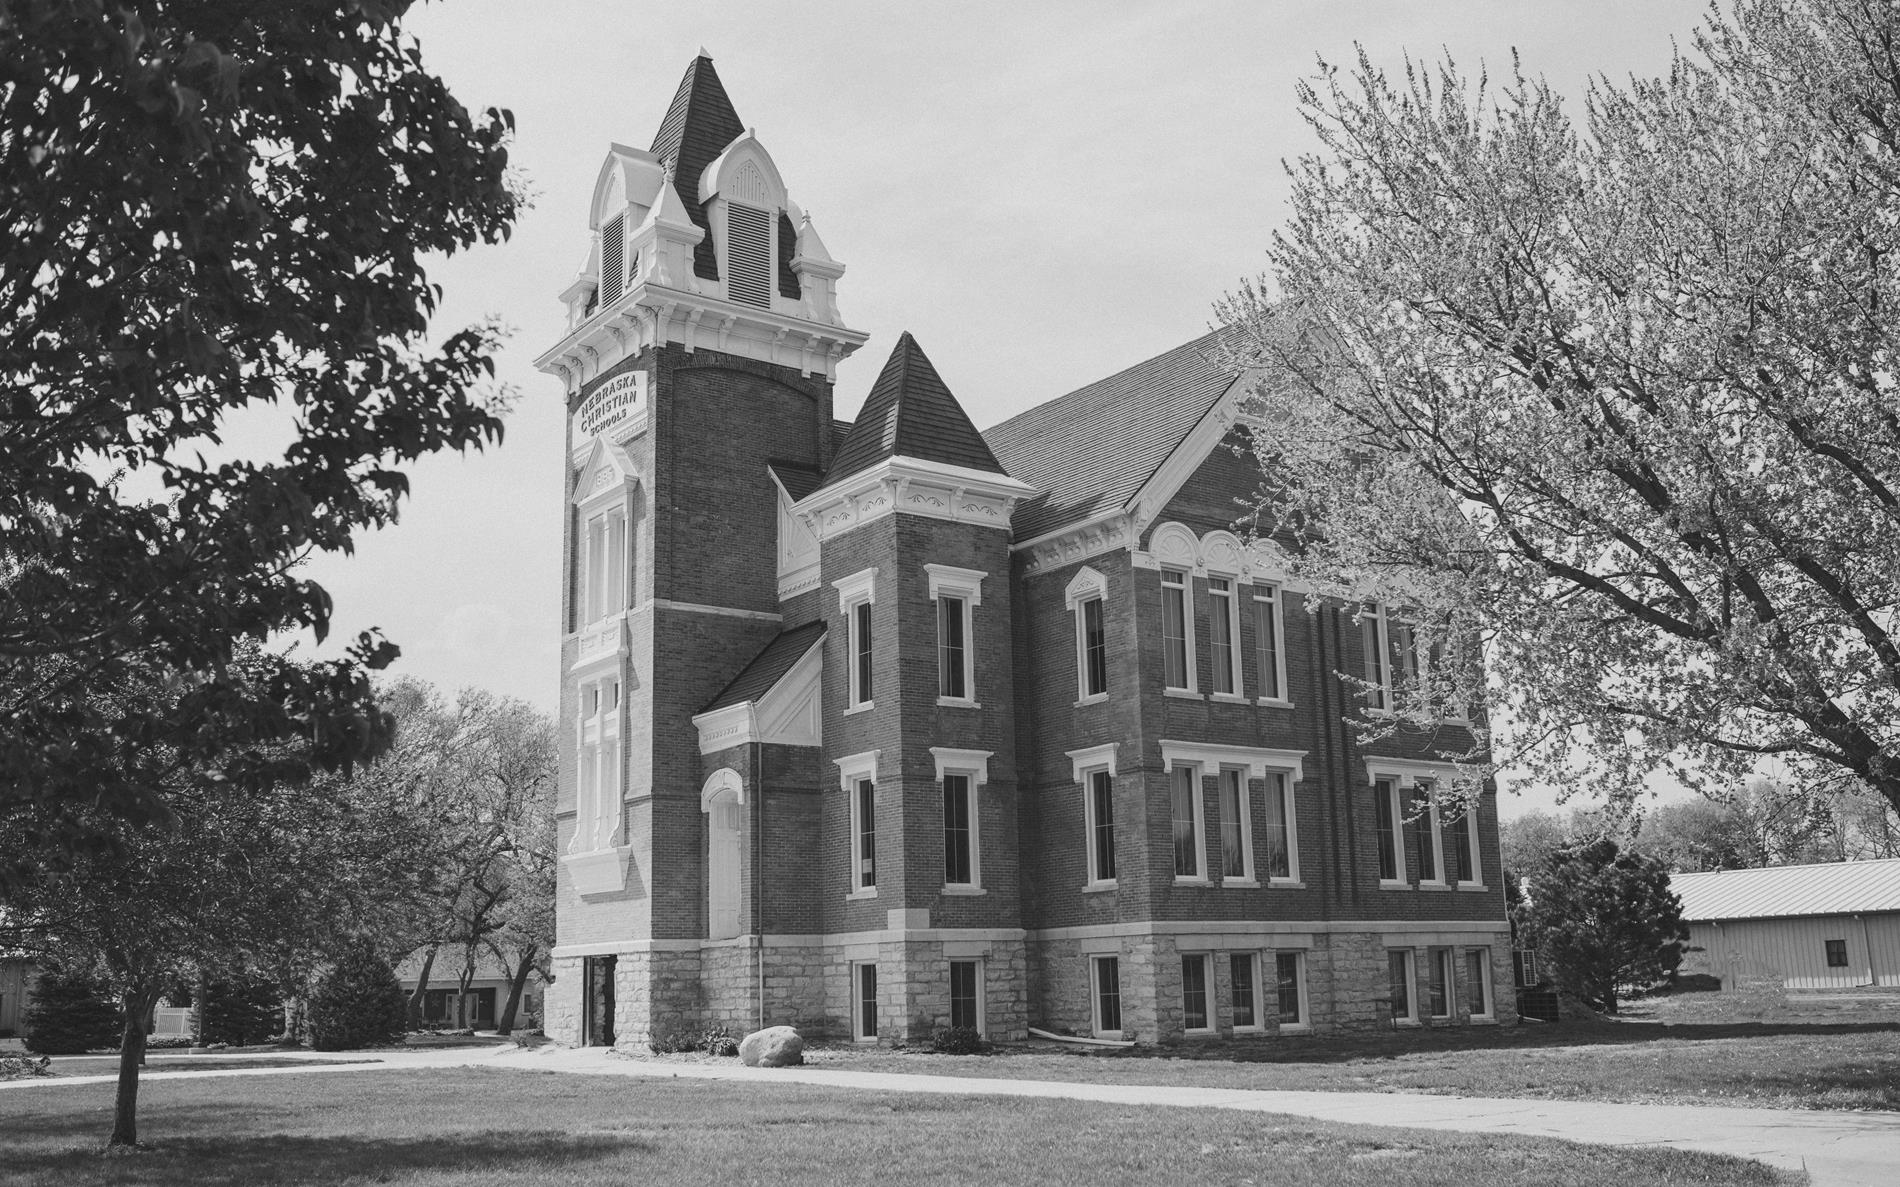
xmin=0 ymin=0 xmax=518 ymax=882
xmin=21 ymin=970 xmax=119 ymax=1054
xmin=1219 ymin=0 xmax=1900 ymax=818
xmin=1520 ymin=839 xmax=1689 ymax=1012
xmin=306 ymin=946 xmax=406 ymax=1052
xmin=197 ymin=974 xmax=281 ymax=1047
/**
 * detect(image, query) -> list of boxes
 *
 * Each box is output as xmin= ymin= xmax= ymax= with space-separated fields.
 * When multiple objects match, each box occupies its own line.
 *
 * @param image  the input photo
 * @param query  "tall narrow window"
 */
xmin=1389 ymin=950 xmax=1415 ymax=1022
xmin=1230 ymin=954 xmax=1258 ymax=1029
xmin=1087 ymin=769 xmax=1117 ymax=884
xmin=855 ymin=962 xmax=878 ymax=1039
xmin=1362 ymin=604 xmax=1389 ymax=710
xmin=725 ymin=202 xmax=771 ymax=308
xmin=1181 ymin=955 xmax=1211 ymax=1031
xmin=937 ymin=594 xmax=967 ymax=700
xmin=1276 ymin=952 xmax=1306 ymax=1026
xmin=1171 ymin=765 xmax=1202 ymax=879
xmin=1162 ymin=569 xmax=1192 ymax=690
xmin=854 ymin=777 xmax=877 ymax=890
xmin=1391 ymin=619 xmax=1420 ymax=690
xmin=943 ymin=774 xmax=973 ymax=886
xmin=1253 ymin=584 xmax=1284 ymax=700
xmin=854 ymin=601 xmax=873 ymax=704
xmin=1429 ymin=949 xmax=1452 ymax=1018
xmin=1082 ymin=597 xmax=1108 ymax=697
xmin=1093 ymin=956 xmax=1122 ymax=1034
xmin=1415 ymin=785 xmax=1443 ymax=885
xmin=582 ymin=506 xmax=628 ymax=625
xmin=1208 ymin=577 xmax=1239 ymax=695
xmin=1218 ymin=768 xmax=1249 ymax=880
xmin=949 ymin=960 xmax=980 ymax=1032
xmin=1448 ymin=811 xmax=1477 ymax=884
xmin=1376 ymin=778 xmax=1403 ymax=882
xmin=1465 ymin=950 xmax=1492 ymax=1018
xmin=1263 ymin=772 xmax=1293 ymax=881
xmin=836 ymin=569 xmax=876 ymax=711
xmin=599 ymin=212 xmax=625 ymax=307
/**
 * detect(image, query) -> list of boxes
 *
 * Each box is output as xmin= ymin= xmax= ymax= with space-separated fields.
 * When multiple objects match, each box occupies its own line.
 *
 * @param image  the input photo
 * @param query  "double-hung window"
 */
xmin=1180 ymin=954 xmax=1213 ymax=1032
xmin=1261 ymin=772 xmax=1296 ymax=883
xmin=1067 ymin=567 xmax=1110 ymax=702
xmin=854 ymin=962 xmax=878 ymax=1040
xmin=1361 ymin=603 xmax=1391 ymax=711
xmin=1170 ymin=763 xmax=1205 ymax=880
xmin=931 ymin=748 xmax=991 ymax=892
xmin=1069 ymin=744 xmax=1119 ymax=888
xmin=1388 ymin=950 xmax=1417 ymax=1024
xmin=949 ymin=960 xmax=983 ymax=1033
xmin=834 ymin=568 xmax=877 ymax=712
xmin=1208 ymin=577 xmax=1241 ymax=697
xmin=1375 ymin=777 xmax=1405 ymax=884
xmin=1414 ymin=784 xmax=1445 ymax=886
xmin=1092 ymin=956 xmax=1123 ymax=1036
xmin=1465 ymin=949 xmax=1493 ymax=1019
xmin=1230 ymin=953 xmax=1260 ymax=1030
xmin=1217 ymin=767 xmax=1253 ymax=882
xmin=1161 ymin=569 xmax=1194 ymax=692
xmin=1253 ymin=582 xmax=1286 ymax=702
xmin=572 ymin=676 xmax=623 ymax=854
xmin=1448 ymin=808 xmax=1482 ymax=886
xmin=925 ymin=565 xmax=985 ymax=707
xmin=836 ymin=751 xmax=880 ymax=897
xmin=1428 ymin=949 xmax=1453 ymax=1019
xmin=581 ymin=505 xmax=629 ymax=626
xmin=1275 ymin=952 xmax=1307 ymax=1028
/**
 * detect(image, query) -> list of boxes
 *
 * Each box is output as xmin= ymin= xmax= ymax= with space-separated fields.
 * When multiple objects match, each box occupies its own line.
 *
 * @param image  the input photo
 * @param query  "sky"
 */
xmin=290 ymin=0 xmax=1710 ymax=814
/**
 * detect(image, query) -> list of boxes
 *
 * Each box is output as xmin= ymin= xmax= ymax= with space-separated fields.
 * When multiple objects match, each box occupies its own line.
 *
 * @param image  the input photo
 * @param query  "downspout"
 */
xmin=753 ymin=738 xmax=766 ymax=1032
xmin=1859 ymin=913 xmax=1876 ymax=988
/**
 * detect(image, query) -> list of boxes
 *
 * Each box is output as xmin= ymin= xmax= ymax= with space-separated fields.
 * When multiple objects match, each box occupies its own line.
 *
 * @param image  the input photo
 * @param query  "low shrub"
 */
xmin=23 ymin=971 xmax=120 ymax=1055
xmin=307 ymin=948 xmax=407 ymax=1052
xmin=145 ymin=1035 xmax=193 ymax=1050
xmin=930 ymin=1025 xmax=983 ymax=1055
xmin=698 ymin=1024 xmax=739 ymax=1057
xmin=645 ymin=1025 xmax=698 ymax=1054
xmin=0 ymin=1054 xmax=52 ymax=1080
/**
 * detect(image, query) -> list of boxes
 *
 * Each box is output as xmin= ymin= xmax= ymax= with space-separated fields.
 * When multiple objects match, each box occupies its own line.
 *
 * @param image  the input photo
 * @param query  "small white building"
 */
xmin=1675 ymin=858 xmax=1900 ymax=991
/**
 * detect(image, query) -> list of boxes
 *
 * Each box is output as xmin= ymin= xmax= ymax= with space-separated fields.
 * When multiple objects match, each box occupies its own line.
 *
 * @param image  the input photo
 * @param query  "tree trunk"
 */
xmin=495 ymin=950 xmax=536 ymax=1036
xmin=110 ymin=989 xmax=155 ymax=1148
xmin=455 ymin=963 xmax=475 ymax=1030
xmin=406 ymin=944 xmax=438 ymax=1030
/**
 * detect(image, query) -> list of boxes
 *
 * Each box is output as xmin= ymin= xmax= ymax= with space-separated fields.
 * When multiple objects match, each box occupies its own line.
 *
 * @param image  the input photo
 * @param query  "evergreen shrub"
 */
xmin=307 ymin=948 xmax=407 ymax=1051
xmin=22 ymin=971 xmax=121 ymax=1054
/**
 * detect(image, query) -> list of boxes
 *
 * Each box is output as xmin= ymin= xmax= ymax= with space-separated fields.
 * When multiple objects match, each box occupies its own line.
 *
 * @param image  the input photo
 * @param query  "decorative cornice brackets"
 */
xmin=795 ymin=457 xmax=1038 ymax=545
xmin=1160 ymin=740 xmax=1308 ymax=783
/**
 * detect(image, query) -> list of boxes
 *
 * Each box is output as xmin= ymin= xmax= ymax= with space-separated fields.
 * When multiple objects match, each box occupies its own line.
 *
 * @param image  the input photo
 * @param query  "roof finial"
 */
xmin=697 ymin=45 xmax=712 ymax=59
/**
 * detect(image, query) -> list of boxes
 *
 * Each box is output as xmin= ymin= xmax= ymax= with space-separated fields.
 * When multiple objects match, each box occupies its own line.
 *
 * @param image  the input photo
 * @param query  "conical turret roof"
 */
xmin=649 ymin=52 xmax=745 ymax=282
xmin=827 ymin=333 xmax=1008 ymax=484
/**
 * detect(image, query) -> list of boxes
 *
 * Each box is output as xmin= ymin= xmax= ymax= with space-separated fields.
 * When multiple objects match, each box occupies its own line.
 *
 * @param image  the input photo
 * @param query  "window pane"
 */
xmin=1209 ymin=578 xmax=1234 ymax=694
xmin=854 ymin=601 xmax=873 ymax=702
xmin=1090 ymin=770 xmax=1116 ymax=881
xmin=606 ymin=511 xmax=626 ymax=613
xmin=943 ymin=774 xmax=972 ymax=885
xmin=1172 ymin=767 xmax=1199 ymax=877
xmin=857 ymin=778 xmax=876 ymax=888
xmin=1415 ymin=788 xmax=1438 ymax=883
xmin=1084 ymin=598 xmax=1108 ymax=695
xmin=1230 ymin=954 xmax=1256 ymax=1028
xmin=858 ymin=964 xmax=878 ymax=1038
xmin=1276 ymin=952 xmax=1302 ymax=1023
xmin=1449 ymin=812 xmax=1475 ymax=882
xmin=1255 ymin=590 xmax=1280 ymax=699
xmin=1376 ymin=780 xmax=1399 ymax=881
xmin=1181 ymin=955 xmax=1208 ymax=1029
xmin=1362 ymin=609 xmax=1386 ymax=707
xmin=1162 ymin=573 xmax=1188 ymax=689
xmin=950 ymin=961 xmax=978 ymax=1031
xmin=1263 ymin=773 xmax=1290 ymax=880
xmin=1219 ymin=769 xmax=1245 ymax=879
xmin=1392 ymin=621 xmax=1419 ymax=686
xmin=1096 ymin=957 xmax=1121 ymax=1032
xmin=1429 ymin=950 xmax=1450 ymax=1017
xmin=1466 ymin=950 xmax=1488 ymax=1015
xmin=938 ymin=595 xmax=966 ymax=699
xmin=1388 ymin=951 xmax=1411 ymax=1019
xmin=1826 ymin=939 xmax=1848 ymax=967
xmin=586 ymin=515 xmax=607 ymax=623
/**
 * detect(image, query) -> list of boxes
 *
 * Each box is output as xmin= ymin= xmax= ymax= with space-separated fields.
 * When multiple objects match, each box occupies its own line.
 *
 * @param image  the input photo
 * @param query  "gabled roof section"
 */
xmin=827 ymin=333 xmax=1006 ymax=485
xmin=701 ymin=621 xmax=827 ymax=713
xmin=767 ymin=461 xmax=824 ymax=502
xmin=649 ymin=52 xmax=745 ymax=283
xmin=984 ymin=328 xmax=1241 ymax=543
xmin=1673 ymin=857 xmax=1900 ymax=922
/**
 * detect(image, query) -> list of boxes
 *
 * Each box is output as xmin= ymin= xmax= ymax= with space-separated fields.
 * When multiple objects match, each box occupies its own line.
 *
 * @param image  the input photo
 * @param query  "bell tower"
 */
xmin=535 ymin=53 xmax=867 ymax=1046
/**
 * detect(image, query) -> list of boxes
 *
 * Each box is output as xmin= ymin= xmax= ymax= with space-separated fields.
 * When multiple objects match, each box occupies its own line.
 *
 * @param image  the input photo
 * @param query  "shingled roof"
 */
xmin=649 ymin=53 xmax=744 ymax=284
xmin=827 ymin=333 xmax=1006 ymax=485
xmin=983 ymin=328 xmax=1241 ymax=543
xmin=701 ymin=621 xmax=827 ymax=713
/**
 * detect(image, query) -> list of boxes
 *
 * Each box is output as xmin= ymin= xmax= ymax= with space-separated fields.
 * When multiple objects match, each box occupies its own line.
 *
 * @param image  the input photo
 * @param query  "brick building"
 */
xmin=534 ymin=55 xmax=1513 ymax=1048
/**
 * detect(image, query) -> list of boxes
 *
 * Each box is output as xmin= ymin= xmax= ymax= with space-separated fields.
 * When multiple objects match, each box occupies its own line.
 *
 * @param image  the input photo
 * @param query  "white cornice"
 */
xmin=1016 ymin=511 xmax=1136 ymax=576
xmin=1364 ymin=756 xmax=1470 ymax=789
xmin=795 ymin=456 xmax=1038 ymax=544
xmin=1124 ymin=370 xmax=1256 ymax=539
xmin=1159 ymin=740 xmax=1308 ymax=783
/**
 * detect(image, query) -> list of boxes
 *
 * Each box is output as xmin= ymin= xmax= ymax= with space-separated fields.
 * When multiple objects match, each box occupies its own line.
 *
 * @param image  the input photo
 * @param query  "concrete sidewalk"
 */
xmin=6 ymin=1042 xmax=1895 ymax=1186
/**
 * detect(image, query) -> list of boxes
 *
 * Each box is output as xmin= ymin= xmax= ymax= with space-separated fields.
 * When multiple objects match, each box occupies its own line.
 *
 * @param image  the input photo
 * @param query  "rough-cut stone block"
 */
xmin=740 ymin=1025 xmax=805 ymax=1067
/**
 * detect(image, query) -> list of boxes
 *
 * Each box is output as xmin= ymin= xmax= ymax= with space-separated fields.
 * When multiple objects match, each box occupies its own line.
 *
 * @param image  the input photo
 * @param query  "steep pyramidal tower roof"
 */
xmin=827 ymin=333 xmax=1008 ymax=484
xmin=649 ymin=52 xmax=745 ymax=282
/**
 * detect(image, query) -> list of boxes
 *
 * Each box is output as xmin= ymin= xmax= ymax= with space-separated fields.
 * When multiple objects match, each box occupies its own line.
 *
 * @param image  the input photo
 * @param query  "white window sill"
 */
xmin=941 ymin=885 xmax=986 ymax=896
xmin=1164 ymin=688 xmax=1204 ymax=700
xmin=1074 ymin=692 xmax=1109 ymax=708
xmin=1429 ymin=1014 xmax=1453 ymax=1023
xmin=1232 ymin=1025 xmax=1265 ymax=1035
xmin=1174 ymin=876 xmax=1211 ymax=886
xmin=845 ymin=888 xmax=878 ymax=901
xmin=1082 ymin=881 xmax=1118 ymax=894
xmin=853 ymin=1035 xmax=878 ymax=1044
xmin=1394 ymin=1018 xmax=1421 ymax=1028
xmin=1278 ymin=1023 xmax=1312 ymax=1035
xmin=1256 ymin=696 xmax=1295 ymax=709
xmin=1378 ymin=879 xmax=1409 ymax=890
xmin=1209 ymin=692 xmax=1249 ymax=704
xmin=1419 ymin=882 xmax=1450 ymax=892
xmin=1457 ymin=881 xmax=1488 ymax=891
xmin=844 ymin=702 xmax=873 ymax=717
xmin=937 ymin=697 xmax=981 ymax=709
xmin=1183 ymin=1029 xmax=1217 ymax=1038
xmin=1222 ymin=879 xmax=1260 ymax=889
xmin=1365 ymin=706 xmax=1396 ymax=719
xmin=1093 ymin=1030 xmax=1124 ymax=1041
xmin=1268 ymin=879 xmax=1306 ymax=889
xmin=1470 ymin=1015 xmax=1498 ymax=1025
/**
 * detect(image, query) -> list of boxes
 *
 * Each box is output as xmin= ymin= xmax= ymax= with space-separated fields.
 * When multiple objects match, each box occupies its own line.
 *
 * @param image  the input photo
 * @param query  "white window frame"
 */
xmin=1161 ymin=567 xmax=1197 ymax=694
xmin=834 ymin=567 xmax=877 ymax=713
xmin=1159 ymin=741 xmax=1307 ymax=888
xmin=1065 ymin=566 xmax=1110 ymax=705
xmin=1389 ymin=948 xmax=1419 ymax=1026
xmin=1428 ymin=947 xmax=1454 ymax=1019
xmin=925 ymin=564 xmax=985 ymax=708
xmin=1252 ymin=581 xmax=1290 ymax=706
xmin=1229 ymin=951 xmax=1263 ymax=1033
xmin=852 ymin=960 xmax=879 ymax=1041
xmin=1449 ymin=806 xmax=1486 ymax=889
xmin=1261 ymin=770 xmax=1300 ymax=886
xmin=1416 ymin=783 xmax=1447 ymax=888
xmin=701 ymin=768 xmax=745 ymax=941
xmin=1168 ymin=760 xmax=1207 ymax=883
xmin=1180 ymin=952 xmax=1215 ymax=1034
xmin=947 ymin=958 xmax=986 ymax=1036
xmin=570 ymin=674 xmax=623 ymax=854
xmin=1465 ymin=948 xmax=1495 ymax=1021
xmin=931 ymin=748 xmax=992 ymax=894
xmin=1361 ymin=602 xmax=1392 ymax=712
xmin=1207 ymin=576 xmax=1244 ymax=700
xmin=1215 ymin=765 xmax=1256 ymax=886
xmin=835 ymin=750 xmax=880 ymax=899
xmin=1091 ymin=954 xmax=1123 ymax=1038
xmin=1373 ymin=776 xmax=1406 ymax=886
xmin=1068 ymin=743 xmax=1119 ymax=890
xmin=1274 ymin=950 xmax=1310 ymax=1033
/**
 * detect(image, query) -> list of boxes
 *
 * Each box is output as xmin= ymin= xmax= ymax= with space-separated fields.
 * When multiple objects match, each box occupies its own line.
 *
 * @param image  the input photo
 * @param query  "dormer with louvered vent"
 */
xmin=700 ymin=131 xmax=792 ymax=313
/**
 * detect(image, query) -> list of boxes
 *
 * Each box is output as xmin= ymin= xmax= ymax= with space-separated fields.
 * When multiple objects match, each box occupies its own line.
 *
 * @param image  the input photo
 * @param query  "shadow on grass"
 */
xmin=8 ymin=1131 xmax=651 ymax=1185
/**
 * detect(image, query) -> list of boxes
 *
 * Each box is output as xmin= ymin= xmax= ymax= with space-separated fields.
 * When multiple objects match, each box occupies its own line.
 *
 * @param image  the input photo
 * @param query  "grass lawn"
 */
xmin=0 ymin=1067 xmax=1795 ymax=1186
xmin=756 ymin=1018 xmax=1900 ymax=1113
xmin=26 ymin=1055 xmax=376 ymax=1078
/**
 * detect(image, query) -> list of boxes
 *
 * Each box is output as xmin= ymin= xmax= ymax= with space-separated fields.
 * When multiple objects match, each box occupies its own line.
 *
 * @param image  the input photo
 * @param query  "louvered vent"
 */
xmin=599 ymin=214 xmax=625 ymax=308
xmin=726 ymin=203 xmax=771 ymax=308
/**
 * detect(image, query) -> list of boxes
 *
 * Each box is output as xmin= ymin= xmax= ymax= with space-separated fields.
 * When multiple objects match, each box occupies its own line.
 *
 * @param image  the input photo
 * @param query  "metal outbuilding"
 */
xmin=1674 ymin=858 xmax=1900 ymax=992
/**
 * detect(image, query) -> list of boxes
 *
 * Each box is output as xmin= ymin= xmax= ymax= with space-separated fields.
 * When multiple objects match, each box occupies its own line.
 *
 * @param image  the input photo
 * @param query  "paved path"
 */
xmin=7 ymin=1043 xmax=1896 ymax=1186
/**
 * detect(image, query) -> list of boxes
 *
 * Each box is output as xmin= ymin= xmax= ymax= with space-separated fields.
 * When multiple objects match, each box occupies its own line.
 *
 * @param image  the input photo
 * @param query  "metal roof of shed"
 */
xmin=1673 ymin=857 xmax=1900 ymax=922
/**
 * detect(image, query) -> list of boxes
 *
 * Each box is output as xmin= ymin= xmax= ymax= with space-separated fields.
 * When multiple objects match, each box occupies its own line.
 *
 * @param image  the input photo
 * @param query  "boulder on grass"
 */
xmin=739 ymin=1025 xmax=804 ymax=1067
